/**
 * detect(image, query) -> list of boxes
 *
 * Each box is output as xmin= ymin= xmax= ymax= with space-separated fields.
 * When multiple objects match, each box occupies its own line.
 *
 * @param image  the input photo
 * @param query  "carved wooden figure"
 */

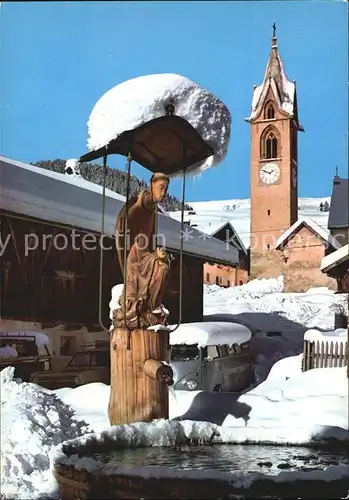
xmin=109 ymin=172 xmax=174 ymax=425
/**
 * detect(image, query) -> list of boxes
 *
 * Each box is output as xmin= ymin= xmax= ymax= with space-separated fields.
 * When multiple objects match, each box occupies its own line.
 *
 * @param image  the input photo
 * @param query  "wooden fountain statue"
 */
xmin=113 ymin=172 xmax=172 ymax=330
xmin=108 ymin=172 xmax=175 ymax=425
xmin=71 ymin=73 xmax=230 ymax=426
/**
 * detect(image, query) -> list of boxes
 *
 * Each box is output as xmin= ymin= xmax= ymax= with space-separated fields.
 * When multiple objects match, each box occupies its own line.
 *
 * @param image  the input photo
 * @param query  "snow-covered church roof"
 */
xmin=247 ymin=32 xmax=301 ymax=128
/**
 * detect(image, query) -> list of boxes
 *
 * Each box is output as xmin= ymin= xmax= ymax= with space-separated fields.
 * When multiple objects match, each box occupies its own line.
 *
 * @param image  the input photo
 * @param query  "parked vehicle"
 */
xmin=169 ymin=322 xmax=255 ymax=392
xmin=30 ymin=342 xmax=110 ymax=389
xmin=0 ymin=331 xmax=52 ymax=382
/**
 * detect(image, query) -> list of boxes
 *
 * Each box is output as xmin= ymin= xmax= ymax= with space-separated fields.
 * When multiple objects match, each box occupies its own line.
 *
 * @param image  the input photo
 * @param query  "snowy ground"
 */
xmin=1 ymin=278 xmax=348 ymax=499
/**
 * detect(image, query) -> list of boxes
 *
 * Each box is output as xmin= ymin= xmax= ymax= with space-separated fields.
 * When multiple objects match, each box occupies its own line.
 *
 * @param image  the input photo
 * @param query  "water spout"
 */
xmin=144 ymin=359 xmax=174 ymax=386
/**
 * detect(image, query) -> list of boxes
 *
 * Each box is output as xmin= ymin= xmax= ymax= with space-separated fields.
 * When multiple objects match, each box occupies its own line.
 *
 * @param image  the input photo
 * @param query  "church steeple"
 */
xmin=249 ymin=26 xmax=301 ymax=261
xmin=246 ymin=25 xmax=303 ymax=131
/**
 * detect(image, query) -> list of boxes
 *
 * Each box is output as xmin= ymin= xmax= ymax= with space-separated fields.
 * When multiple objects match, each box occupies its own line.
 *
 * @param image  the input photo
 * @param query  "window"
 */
xmin=91 ymin=351 xmax=109 ymax=366
xmin=267 ymin=244 xmax=270 ymax=251
xmin=227 ymin=280 xmax=231 ymax=287
xmin=215 ymin=276 xmax=219 ymax=285
xmin=0 ymin=338 xmax=37 ymax=357
xmin=206 ymin=272 xmax=210 ymax=281
xmin=69 ymin=352 xmax=91 ymax=367
xmin=206 ymin=345 xmax=220 ymax=359
xmin=265 ymin=103 xmax=275 ymax=119
xmin=267 ymin=209 xmax=271 ymax=216
xmin=60 ymin=336 xmax=77 ymax=356
xmin=261 ymin=129 xmax=278 ymax=159
xmin=239 ymin=280 xmax=243 ymax=285
xmin=171 ymin=344 xmax=200 ymax=361
xmin=227 ymin=341 xmax=251 ymax=355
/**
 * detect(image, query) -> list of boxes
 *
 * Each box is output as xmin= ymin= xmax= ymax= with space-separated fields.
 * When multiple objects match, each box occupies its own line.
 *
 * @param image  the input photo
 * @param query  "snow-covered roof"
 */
xmin=0 ymin=156 xmax=239 ymax=266
xmin=210 ymin=221 xmax=247 ymax=255
xmin=86 ymin=73 xmax=231 ymax=177
xmin=0 ymin=156 xmax=126 ymax=202
xmin=247 ymin=36 xmax=298 ymax=123
xmin=320 ymin=244 xmax=349 ymax=273
xmin=168 ymin=321 xmax=252 ymax=348
xmin=275 ymin=217 xmax=341 ymax=251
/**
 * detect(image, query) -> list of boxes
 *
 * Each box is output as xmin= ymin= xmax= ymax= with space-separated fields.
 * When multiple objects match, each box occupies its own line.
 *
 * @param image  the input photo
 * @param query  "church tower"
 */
xmin=247 ymin=25 xmax=304 ymax=265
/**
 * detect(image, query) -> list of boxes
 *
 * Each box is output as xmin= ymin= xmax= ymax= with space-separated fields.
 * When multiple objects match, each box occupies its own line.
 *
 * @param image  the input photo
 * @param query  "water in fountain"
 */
xmin=93 ymin=443 xmax=349 ymax=476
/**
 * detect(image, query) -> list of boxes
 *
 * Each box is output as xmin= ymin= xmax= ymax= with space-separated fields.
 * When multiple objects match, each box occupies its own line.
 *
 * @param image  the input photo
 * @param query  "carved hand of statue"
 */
xmin=156 ymin=247 xmax=168 ymax=261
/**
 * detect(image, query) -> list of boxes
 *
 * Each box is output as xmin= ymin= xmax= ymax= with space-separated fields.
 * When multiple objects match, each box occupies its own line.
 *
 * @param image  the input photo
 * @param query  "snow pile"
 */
xmin=52 ymin=356 xmax=348 ymax=452
xmin=204 ymin=275 xmax=284 ymax=302
xmin=55 ymin=383 xmax=110 ymax=434
xmin=87 ymin=73 xmax=231 ymax=175
xmin=220 ymin=359 xmax=348 ymax=444
xmin=204 ymin=277 xmax=345 ymax=332
xmin=61 ymin=419 xmax=217 ymax=456
xmin=304 ymin=327 xmax=347 ymax=345
xmin=51 ymin=354 xmax=348 ymax=448
xmin=0 ymin=367 xmax=90 ymax=499
xmin=169 ymin=321 xmax=251 ymax=347
xmin=109 ymin=283 xmax=123 ymax=324
xmin=204 ymin=277 xmax=346 ymax=382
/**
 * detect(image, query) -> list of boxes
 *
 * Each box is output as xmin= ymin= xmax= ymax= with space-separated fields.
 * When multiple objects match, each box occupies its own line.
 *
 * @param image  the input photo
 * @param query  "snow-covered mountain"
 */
xmin=170 ymin=197 xmax=331 ymax=248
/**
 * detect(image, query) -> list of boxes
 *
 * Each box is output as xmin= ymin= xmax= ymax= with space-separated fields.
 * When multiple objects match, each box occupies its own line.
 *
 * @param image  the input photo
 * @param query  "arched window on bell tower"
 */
xmin=261 ymin=127 xmax=279 ymax=159
xmin=264 ymin=101 xmax=275 ymax=120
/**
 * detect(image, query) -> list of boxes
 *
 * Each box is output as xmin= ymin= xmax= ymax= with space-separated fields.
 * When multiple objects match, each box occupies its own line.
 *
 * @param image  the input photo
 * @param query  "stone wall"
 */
xmin=250 ymin=233 xmax=337 ymax=293
xmin=250 ymin=250 xmax=284 ymax=280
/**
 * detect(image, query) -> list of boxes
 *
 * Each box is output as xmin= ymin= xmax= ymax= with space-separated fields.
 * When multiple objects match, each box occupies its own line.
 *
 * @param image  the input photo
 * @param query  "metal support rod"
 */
xmin=123 ymin=153 xmax=132 ymax=350
xmin=168 ymin=168 xmax=186 ymax=334
xmin=98 ymin=153 xmax=111 ymax=333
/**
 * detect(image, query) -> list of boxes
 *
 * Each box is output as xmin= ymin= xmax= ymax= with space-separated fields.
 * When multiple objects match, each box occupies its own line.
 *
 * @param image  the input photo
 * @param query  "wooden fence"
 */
xmin=302 ymin=339 xmax=348 ymax=372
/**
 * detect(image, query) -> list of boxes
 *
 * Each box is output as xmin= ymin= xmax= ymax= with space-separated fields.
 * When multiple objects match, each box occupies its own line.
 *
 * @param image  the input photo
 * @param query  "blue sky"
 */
xmin=1 ymin=1 xmax=347 ymax=202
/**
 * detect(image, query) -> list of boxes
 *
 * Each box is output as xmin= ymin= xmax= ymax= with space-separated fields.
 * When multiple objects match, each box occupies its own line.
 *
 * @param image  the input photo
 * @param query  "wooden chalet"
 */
xmin=203 ymin=221 xmax=249 ymax=287
xmin=0 ymin=156 xmax=239 ymax=332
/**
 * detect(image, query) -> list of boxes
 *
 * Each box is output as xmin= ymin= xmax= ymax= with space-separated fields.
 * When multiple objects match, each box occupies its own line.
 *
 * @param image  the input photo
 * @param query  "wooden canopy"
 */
xmin=79 ymin=115 xmax=214 ymax=175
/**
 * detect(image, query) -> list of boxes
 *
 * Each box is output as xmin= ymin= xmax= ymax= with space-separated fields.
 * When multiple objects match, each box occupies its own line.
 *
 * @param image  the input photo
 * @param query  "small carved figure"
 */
xmin=113 ymin=172 xmax=172 ymax=329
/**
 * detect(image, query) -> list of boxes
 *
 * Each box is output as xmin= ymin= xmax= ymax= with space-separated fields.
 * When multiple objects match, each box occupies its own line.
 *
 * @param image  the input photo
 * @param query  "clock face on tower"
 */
xmin=259 ymin=163 xmax=280 ymax=185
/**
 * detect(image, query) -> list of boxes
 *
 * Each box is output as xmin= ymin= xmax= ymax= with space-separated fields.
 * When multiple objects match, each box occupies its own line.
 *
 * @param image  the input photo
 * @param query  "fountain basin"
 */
xmin=54 ymin=421 xmax=349 ymax=499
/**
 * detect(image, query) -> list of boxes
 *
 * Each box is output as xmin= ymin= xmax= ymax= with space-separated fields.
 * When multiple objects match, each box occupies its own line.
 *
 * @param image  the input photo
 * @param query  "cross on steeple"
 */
xmin=272 ymin=22 xmax=276 ymax=38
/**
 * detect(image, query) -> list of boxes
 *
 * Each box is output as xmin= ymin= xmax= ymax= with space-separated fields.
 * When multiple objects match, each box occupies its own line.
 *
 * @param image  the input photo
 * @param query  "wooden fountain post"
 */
xmin=108 ymin=327 xmax=172 ymax=425
xmin=76 ymin=97 xmax=217 ymax=428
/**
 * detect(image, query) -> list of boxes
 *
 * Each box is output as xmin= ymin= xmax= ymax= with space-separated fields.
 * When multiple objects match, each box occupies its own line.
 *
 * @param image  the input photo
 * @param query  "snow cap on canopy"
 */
xmin=82 ymin=73 xmax=231 ymax=177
